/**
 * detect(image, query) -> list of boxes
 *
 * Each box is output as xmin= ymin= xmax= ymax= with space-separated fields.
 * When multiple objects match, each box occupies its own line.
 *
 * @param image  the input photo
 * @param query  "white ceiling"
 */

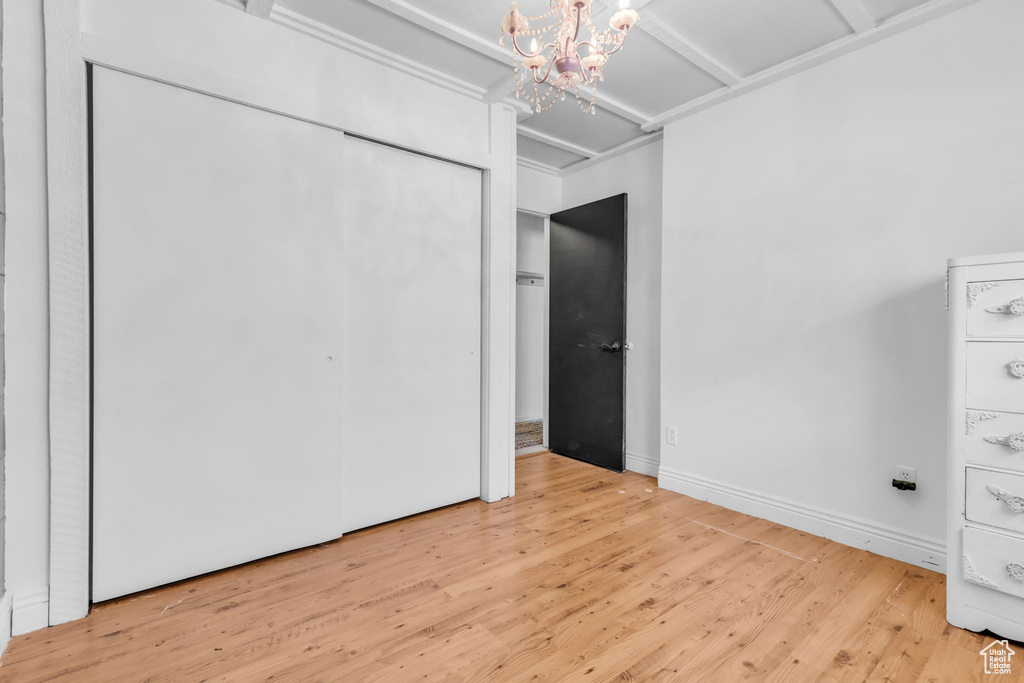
xmin=227 ymin=0 xmax=960 ymax=175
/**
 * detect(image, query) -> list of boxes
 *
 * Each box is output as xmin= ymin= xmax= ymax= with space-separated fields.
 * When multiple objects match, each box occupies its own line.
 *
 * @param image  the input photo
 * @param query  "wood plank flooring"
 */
xmin=2 ymin=452 xmax=1019 ymax=681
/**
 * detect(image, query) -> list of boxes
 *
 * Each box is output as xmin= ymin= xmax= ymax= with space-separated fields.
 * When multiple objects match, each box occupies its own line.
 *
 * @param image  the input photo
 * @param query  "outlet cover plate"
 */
xmin=894 ymin=466 xmax=917 ymax=484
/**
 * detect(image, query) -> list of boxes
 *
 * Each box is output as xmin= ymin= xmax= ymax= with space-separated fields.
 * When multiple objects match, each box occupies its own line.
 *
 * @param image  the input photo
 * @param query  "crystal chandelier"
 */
xmin=499 ymin=0 xmax=639 ymax=114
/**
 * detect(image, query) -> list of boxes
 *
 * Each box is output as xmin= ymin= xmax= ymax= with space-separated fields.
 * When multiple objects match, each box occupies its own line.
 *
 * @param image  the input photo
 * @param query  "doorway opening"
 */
xmin=515 ymin=210 xmax=549 ymax=457
xmin=514 ymin=195 xmax=628 ymax=473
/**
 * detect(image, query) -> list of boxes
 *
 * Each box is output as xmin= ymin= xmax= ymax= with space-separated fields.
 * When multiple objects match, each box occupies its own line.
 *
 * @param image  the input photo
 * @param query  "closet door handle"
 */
xmin=1009 ymin=563 xmax=1024 ymax=582
xmin=987 ymin=485 xmax=1024 ymax=513
xmin=1009 ymin=360 xmax=1024 ymax=379
xmin=600 ymin=342 xmax=622 ymax=353
xmin=986 ymin=297 xmax=1024 ymax=316
xmin=984 ymin=433 xmax=1024 ymax=451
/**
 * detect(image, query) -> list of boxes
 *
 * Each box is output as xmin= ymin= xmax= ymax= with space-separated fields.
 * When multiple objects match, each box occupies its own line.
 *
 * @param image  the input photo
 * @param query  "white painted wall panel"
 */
xmin=659 ymin=0 xmax=1024 ymax=570
xmin=92 ymin=68 xmax=346 ymax=601
xmin=2 ymin=0 xmax=52 ymax=628
xmin=341 ymin=137 xmax=481 ymax=533
xmin=517 ymin=165 xmax=562 ymax=216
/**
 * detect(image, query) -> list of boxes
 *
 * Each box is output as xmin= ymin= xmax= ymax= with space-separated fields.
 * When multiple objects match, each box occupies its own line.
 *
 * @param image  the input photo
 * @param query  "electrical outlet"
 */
xmin=666 ymin=426 xmax=678 ymax=446
xmin=894 ymin=466 xmax=917 ymax=484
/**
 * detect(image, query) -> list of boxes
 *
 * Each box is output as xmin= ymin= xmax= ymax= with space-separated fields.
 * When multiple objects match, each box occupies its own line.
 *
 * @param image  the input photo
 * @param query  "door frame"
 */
xmin=43 ymin=0 xmax=516 ymax=625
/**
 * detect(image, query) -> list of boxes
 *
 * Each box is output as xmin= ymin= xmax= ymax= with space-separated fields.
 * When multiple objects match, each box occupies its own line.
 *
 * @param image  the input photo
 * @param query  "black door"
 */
xmin=548 ymin=194 xmax=626 ymax=472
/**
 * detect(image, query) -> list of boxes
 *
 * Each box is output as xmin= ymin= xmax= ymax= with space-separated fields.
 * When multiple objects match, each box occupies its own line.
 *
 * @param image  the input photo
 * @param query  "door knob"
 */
xmin=600 ymin=342 xmax=622 ymax=353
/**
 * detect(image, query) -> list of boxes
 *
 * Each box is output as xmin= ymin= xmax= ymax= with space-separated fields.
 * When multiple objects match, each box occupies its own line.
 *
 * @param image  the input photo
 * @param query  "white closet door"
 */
xmin=92 ymin=68 xmax=346 ymax=601
xmin=341 ymin=137 xmax=482 ymax=532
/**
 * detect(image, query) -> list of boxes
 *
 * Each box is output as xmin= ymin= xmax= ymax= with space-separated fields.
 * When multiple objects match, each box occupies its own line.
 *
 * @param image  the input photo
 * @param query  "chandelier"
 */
xmin=499 ymin=0 xmax=639 ymax=114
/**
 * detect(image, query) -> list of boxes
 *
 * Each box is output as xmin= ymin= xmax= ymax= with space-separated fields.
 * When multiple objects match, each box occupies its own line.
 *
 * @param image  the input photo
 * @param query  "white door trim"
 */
xmin=43 ymin=1 xmax=515 ymax=625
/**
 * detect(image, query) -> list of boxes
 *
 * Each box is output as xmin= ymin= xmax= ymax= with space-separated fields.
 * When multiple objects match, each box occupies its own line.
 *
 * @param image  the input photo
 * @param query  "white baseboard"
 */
xmin=657 ymin=467 xmax=946 ymax=573
xmin=625 ymin=452 xmax=659 ymax=477
xmin=12 ymin=587 xmax=49 ymax=636
xmin=0 ymin=592 xmax=12 ymax=660
xmin=516 ymin=445 xmax=547 ymax=457
xmin=515 ymin=415 xmax=543 ymax=424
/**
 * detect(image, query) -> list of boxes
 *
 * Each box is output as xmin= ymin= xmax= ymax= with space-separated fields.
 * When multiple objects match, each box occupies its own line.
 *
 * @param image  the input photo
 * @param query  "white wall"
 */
xmin=3 ymin=0 xmax=513 ymax=635
xmin=3 ymin=0 xmax=51 ymax=635
xmin=0 ymin=0 xmax=12 ymax=650
xmin=518 ymin=165 xmax=562 ymax=216
xmin=515 ymin=213 xmax=545 ymax=423
xmin=659 ymin=0 xmax=1024 ymax=571
xmin=561 ymin=141 xmax=664 ymax=477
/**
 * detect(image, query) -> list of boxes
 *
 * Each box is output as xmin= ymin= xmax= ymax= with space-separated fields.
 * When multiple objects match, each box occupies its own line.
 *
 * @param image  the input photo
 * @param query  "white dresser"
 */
xmin=948 ymin=252 xmax=1024 ymax=642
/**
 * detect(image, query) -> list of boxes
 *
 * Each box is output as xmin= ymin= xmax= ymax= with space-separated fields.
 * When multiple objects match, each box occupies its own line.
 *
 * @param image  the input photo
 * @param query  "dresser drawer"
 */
xmin=968 ymin=279 xmax=1024 ymax=337
xmin=966 ymin=410 xmax=1024 ymax=473
xmin=966 ymin=467 xmax=1024 ymax=535
xmin=966 ymin=342 xmax=1024 ymax=397
xmin=963 ymin=526 xmax=1024 ymax=599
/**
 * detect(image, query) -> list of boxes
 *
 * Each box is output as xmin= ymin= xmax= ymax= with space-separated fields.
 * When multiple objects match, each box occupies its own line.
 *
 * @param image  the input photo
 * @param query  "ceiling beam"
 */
xmin=639 ymin=11 xmax=741 ymax=86
xmin=245 ymin=0 xmax=275 ymax=19
xmin=517 ymin=126 xmax=599 ymax=159
xmin=517 ymin=157 xmax=564 ymax=177
xmin=557 ymin=131 xmax=663 ymax=176
xmin=827 ymin=0 xmax=876 ymax=32
xmin=361 ymin=0 xmax=512 ymax=65
xmin=574 ymin=85 xmax=650 ymax=126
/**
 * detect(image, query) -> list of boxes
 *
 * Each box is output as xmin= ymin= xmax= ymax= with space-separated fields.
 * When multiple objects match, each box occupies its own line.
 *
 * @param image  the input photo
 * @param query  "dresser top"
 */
xmin=948 ymin=251 xmax=1024 ymax=268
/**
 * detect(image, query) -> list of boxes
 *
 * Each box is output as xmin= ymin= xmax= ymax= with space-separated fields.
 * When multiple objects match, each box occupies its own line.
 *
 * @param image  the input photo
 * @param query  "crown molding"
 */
xmin=269 ymin=7 xmax=487 ymax=102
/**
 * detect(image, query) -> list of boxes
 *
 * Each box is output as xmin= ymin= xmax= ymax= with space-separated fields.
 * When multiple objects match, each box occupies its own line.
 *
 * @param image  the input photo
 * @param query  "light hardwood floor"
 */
xmin=1 ymin=452 xmax=1019 ymax=682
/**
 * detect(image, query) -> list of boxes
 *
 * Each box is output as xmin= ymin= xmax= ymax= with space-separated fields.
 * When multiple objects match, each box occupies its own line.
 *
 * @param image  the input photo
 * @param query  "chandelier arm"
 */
xmin=533 ymin=55 xmax=558 ymax=84
xmin=602 ymin=34 xmax=628 ymax=57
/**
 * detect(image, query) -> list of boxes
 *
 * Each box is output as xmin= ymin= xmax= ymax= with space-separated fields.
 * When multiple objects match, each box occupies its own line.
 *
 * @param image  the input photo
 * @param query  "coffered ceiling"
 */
xmin=218 ymin=0 xmax=974 ymax=175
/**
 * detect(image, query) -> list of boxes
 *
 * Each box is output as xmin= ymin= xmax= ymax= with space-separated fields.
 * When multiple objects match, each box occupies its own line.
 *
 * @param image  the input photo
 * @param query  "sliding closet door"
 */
xmin=341 ymin=137 xmax=482 ymax=532
xmin=92 ymin=68 xmax=346 ymax=601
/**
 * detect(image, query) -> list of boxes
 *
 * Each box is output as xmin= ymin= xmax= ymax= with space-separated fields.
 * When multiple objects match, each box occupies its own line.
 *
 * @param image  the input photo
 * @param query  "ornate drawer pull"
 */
xmin=984 ymin=433 xmax=1024 ymax=451
xmin=987 ymin=297 xmax=1024 ymax=316
xmin=1009 ymin=563 xmax=1024 ymax=582
xmin=987 ymin=485 xmax=1024 ymax=512
xmin=1010 ymin=360 xmax=1024 ymax=378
